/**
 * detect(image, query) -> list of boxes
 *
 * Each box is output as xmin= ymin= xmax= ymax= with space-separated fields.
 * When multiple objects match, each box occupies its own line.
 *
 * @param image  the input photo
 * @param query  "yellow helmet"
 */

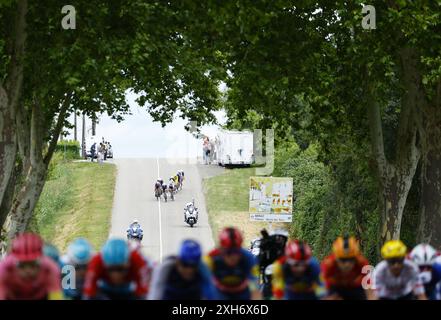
xmin=381 ymin=240 xmax=407 ymax=259
xmin=332 ymin=236 xmax=360 ymax=259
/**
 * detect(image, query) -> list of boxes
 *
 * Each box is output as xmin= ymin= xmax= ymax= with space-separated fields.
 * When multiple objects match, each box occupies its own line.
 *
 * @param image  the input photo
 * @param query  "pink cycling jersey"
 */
xmin=0 ymin=254 xmax=61 ymax=300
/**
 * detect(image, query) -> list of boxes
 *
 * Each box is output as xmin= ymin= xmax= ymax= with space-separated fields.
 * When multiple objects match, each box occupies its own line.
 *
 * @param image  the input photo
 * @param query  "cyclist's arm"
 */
xmin=412 ymin=266 xmax=427 ymax=300
xmin=272 ymin=262 xmax=285 ymax=300
xmin=0 ymin=269 xmax=7 ymax=300
xmin=132 ymin=252 xmax=149 ymax=298
xmin=199 ymin=262 xmax=218 ymax=300
xmin=247 ymin=254 xmax=262 ymax=300
xmin=47 ymin=259 xmax=63 ymax=300
xmin=82 ymin=256 xmax=101 ymax=299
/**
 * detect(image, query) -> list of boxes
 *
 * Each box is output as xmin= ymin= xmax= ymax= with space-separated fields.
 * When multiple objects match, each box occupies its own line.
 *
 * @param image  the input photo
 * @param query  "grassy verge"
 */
xmin=30 ymin=159 xmax=117 ymax=252
xmin=203 ymin=167 xmax=287 ymax=247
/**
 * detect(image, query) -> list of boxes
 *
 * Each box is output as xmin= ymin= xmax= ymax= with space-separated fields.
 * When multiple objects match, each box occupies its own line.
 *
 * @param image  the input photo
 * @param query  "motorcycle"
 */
xmin=127 ymin=225 xmax=143 ymax=241
xmin=184 ymin=205 xmax=198 ymax=227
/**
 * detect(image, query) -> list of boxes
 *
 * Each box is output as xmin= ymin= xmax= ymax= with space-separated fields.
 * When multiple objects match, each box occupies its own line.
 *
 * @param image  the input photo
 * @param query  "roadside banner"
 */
xmin=249 ymin=176 xmax=293 ymax=222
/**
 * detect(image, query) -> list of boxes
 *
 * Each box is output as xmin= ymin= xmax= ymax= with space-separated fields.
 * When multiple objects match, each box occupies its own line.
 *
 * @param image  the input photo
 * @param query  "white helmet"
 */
xmin=132 ymin=219 xmax=139 ymax=225
xmin=271 ymin=229 xmax=289 ymax=238
xmin=409 ymin=244 xmax=439 ymax=266
xmin=264 ymin=264 xmax=274 ymax=276
xmin=186 ymin=202 xmax=193 ymax=208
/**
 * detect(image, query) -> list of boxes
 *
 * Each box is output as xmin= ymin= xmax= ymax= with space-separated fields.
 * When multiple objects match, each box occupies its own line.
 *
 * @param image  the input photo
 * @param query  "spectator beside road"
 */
xmin=90 ymin=143 xmax=96 ymax=162
xmin=202 ymin=136 xmax=210 ymax=165
xmin=98 ymin=143 xmax=105 ymax=165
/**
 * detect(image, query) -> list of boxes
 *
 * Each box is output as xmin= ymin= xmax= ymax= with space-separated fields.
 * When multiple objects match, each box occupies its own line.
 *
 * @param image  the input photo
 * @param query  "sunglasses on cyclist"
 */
xmin=107 ymin=266 xmax=128 ymax=273
xmin=17 ymin=260 xmax=40 ymax=269
xmin=180 ymin=261 xmax=198 ymax=269
xmin=224 ymin=248 xmax=241 ymax=256
xmin=287 ymin=260 xmax=307 ymax=267
xmin=419 ymin=265 xmax=432 ymax=272
xmin=387 ymin=258 xmax=404 ymax=265
xmin=337 ymin=258 xmax=356 ymax=264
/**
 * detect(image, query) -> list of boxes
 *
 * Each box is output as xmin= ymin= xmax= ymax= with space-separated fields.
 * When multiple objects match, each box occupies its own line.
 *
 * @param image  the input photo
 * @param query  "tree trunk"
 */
xmin=6 ymin=95 xmax=71 ymax=237
xmin=74 ymin=112 xmax=77 ymax=141
xmin=417 ymin=106 xmax=441 ymax=246
xmin=7 ymin=163 xmax=47 ymax=237
xmin=365 ymin=61 xmax=421 ymax=245
xmin=0 ymin=87 xmax=17 ymax=209
xmin=0 ymin=157 xmax=21 ymax=231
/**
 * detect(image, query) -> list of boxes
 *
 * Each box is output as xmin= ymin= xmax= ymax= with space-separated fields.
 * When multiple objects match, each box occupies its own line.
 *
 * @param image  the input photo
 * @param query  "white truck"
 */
xmin=216 ymin=129 xmax=254 ymax=166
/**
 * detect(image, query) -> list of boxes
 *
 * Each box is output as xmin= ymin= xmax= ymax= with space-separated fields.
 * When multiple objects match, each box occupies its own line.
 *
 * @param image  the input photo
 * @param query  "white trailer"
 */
xmin=216 ymin=129 xmax=254 ymax=166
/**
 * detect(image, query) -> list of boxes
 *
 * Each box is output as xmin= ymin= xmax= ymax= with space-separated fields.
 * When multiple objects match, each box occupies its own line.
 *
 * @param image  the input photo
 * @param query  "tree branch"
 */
xmin=4 ymin=0 xmax=27 ymax=112
xmin=43 ymin=93 xmax=73 ymax=165
xmin=365 ymin=73 xmax=388 ymax=180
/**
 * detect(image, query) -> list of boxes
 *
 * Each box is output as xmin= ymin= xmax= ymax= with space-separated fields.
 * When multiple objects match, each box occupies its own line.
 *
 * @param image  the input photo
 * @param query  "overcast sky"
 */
xmin=65 ymin=91 xmax=226 ymax=158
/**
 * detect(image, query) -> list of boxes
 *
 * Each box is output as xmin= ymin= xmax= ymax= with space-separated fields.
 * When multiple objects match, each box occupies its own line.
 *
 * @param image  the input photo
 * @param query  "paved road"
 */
xmin=109 ymin=158 xmax=215 ymax=262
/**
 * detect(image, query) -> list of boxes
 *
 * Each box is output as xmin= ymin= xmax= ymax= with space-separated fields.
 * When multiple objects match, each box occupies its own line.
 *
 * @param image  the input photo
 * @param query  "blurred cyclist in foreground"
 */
xmin=83 ymin=238 xmax=151 ymax=300
xmin=148 ymin=239 xmax=216 ymax=300
xmin=409 ymin=244 xmax=441 ymax=300
xmin=321 ymin=236 xmax=371 ymax=300
xmin=0 ymin=233 xmax=63 ymax=300
xmin=272 ymin=240 xmax=325 ymax=300
xmin=373 ymin=240 xmax=426 ymax=300
xmin=204 ymin=227 xmax=261 ymax=300
xmin=61 ymin=238 xmax=94 ymax=300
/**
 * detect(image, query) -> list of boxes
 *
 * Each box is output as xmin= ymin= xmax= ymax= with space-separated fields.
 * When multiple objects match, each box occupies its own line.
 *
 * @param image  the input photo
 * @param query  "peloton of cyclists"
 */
xmin=3 ymin=230 xmax=441 ymax=300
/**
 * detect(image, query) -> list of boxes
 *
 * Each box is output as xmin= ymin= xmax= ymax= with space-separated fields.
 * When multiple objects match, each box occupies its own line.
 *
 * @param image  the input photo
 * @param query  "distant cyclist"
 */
xmin=321 ymin=236 xmax=371 ymax=300
xmin=409 ymin=244 xmax=441 ymax=300
xmin=272 ymin=240 xmax=325 ymax=300
xmin=177 ymin=170 xmax=185 ymax=189
xmin=149 ymin=240 xmax=216 ymax=300
xmin=168 ymin=178 xmax=176 ymax=198
xmin=373 ymin=240 xmax=426 ymax=300
xmin=204 ymin=227 xmax=261 ymax=300
xmin=61 ymin=238 xmax=93 ymax=300
xmin=83 ymin=238 xmax=151 ymax=300
xmin=155 ymin=179 xmax=163 ymax=199
xmin=0 ymin=233 xmax=63 ymax=300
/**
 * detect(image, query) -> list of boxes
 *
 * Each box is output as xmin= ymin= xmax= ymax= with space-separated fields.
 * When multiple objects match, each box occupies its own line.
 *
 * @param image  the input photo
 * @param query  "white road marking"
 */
xmin=156 ymin=157 xmax=163 ymax=262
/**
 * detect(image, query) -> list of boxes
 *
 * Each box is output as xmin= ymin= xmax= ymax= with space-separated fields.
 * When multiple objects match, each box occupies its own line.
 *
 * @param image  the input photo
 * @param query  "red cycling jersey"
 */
xmin=83 ymin=250 xmax=151 ymax=299
xmin=321 ymin=254 xmax=369 ymax=289
xmin=0 ymin=255 xmax=61 ymax=300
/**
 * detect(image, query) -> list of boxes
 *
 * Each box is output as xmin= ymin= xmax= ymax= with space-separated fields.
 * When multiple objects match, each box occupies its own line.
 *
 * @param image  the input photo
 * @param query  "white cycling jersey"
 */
xmin=373 ymin=259 xmax=424 ymax=299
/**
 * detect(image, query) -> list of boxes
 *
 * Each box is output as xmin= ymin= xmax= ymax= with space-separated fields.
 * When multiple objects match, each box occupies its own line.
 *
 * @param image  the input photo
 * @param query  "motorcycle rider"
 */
xmin=184 ymin=201 xmax=199 ymax=223
xmin=61 ymin=238 xmax=94 ymax=300
xmin=83 ymin=238 xmax=151 ymax=300
xmin=321 ymin=236 xmax=371 ymax=300
xmin=373 ymin=240 xmax=426 ymax=300
xmin=148 ymin=239 xmax=216 ymax=300
xmin=409 ymin=244 xmax=441 ymax=300
xmin=272 ymin=240 xmax=325 ymax=300
xmin=204 ymin=227 xmax=261 ymax=300
xmin=127 ymin=219 xmax=143 ymax=241
xmin=0 ymin=233 xmax=63 ymax=300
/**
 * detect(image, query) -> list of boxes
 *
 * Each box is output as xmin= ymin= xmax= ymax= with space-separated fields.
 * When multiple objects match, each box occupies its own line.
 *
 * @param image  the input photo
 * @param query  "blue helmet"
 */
xmin=102 ymin=238 xmax=130 ymax=266
xmin=67 ymin=238 xmax=93 ymax=265
xmin=43 ymin=243 xmax=60 ymax=263
xmin=178 ymin=240 xmax=201 ymax=266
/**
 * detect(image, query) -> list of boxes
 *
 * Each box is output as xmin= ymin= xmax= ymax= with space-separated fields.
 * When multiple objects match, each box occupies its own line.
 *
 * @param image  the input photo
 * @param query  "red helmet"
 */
xmin=285 ymin=240 xmax=312 ymax=262
xmin=11 ymin=233 xmax=43 ymax=262
xmin=219 ymin=227 xmax=243 ymax=249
